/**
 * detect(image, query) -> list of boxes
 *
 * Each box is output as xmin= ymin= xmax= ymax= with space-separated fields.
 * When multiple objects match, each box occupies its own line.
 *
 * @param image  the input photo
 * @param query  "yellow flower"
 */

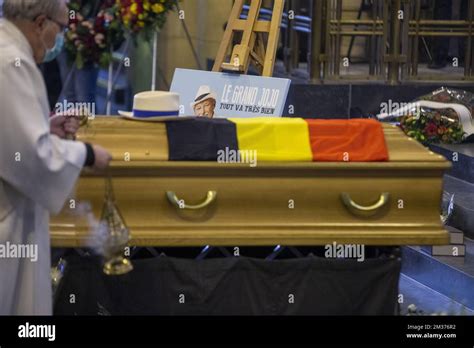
xmin=143 ymin=1 xmax=150 ymax=11
xmin=138 ymin=21 xmax=145 ymax=27
xmin=130 ymin=3 xmax=138 ymax=15
xmin=152 ymin=3 xmax=165 ymax=13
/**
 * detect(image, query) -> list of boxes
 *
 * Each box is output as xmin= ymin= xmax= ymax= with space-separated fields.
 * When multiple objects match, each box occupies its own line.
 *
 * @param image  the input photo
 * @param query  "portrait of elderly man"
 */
xmin=0 ymin=0 xmax=111 ymax=315
xmin=191 ymin=85 xmax=218 ymax=118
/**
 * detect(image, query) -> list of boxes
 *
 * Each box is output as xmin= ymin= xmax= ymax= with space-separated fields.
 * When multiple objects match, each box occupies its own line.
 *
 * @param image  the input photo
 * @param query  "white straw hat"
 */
xmin=119 ymin=91 xmax=190 ymax=121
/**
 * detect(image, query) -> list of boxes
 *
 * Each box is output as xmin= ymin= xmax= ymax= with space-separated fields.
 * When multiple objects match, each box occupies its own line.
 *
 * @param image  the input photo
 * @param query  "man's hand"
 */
xmin=92 ymin=145 xmax=112 ymax=170
xmin=64 ymin=116 xmax=81 ymax=135
xmin=50 ymin=115 xmax=81 ymax=139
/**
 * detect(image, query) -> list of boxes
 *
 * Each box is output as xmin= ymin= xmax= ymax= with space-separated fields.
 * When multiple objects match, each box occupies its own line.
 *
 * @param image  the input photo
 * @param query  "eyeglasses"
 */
xmin=47 ymin=17 xmax=68 ymax=32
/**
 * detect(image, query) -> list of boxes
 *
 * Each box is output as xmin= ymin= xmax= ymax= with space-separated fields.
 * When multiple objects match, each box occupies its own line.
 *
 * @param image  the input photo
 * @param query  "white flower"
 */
xmin=94 ymin=33 xmax=105 ymax=44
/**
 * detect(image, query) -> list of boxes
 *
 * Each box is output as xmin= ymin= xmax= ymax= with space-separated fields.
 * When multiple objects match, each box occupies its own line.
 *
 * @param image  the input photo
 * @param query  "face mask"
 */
xmin=41 ymin=21 xmax=65 ymax=63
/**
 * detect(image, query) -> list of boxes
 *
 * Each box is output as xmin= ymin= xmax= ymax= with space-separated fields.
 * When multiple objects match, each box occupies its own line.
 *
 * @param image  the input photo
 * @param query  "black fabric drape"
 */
xmin=54 ymin=255 xmax=401 ymax=316
xmin=166 ymin=118 xmax=239 ymax=161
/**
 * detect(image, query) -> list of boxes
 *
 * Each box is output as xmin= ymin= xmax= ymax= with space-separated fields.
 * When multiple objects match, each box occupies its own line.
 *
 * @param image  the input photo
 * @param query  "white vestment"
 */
xmin=0 ymin=19 xmax=86 ymax=315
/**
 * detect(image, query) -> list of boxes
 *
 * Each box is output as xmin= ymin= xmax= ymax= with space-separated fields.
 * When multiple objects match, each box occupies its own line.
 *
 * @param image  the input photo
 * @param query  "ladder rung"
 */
xmin=233 ymin=19 xmax=271 ymax=33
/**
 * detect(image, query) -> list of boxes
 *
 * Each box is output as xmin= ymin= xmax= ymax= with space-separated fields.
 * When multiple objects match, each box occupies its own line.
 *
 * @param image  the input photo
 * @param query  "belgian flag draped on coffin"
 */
xmin=166 ymin=118 xmax=389 ymax=162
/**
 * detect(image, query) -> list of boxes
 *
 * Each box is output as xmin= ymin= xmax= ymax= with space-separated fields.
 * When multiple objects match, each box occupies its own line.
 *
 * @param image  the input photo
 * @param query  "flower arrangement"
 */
xmin=65 ymin=0 xmax=124 ymax=69
xmin=115 ymin=0 xmax=178 ymax=36
xmin=399 ymin=110 xmax=465 ymax=144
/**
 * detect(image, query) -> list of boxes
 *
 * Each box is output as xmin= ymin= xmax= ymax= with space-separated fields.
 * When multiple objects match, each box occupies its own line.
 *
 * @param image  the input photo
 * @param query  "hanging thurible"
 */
xmin=100 ymin=176 xmax=133 ymax=275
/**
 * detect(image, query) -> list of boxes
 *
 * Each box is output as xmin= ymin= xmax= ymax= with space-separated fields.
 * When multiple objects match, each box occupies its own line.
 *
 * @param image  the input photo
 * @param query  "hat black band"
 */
xmin=194 ymin=93 xmax=211 ymax=103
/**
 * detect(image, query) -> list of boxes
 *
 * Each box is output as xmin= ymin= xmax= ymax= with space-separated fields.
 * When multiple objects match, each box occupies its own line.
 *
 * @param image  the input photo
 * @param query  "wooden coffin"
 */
xmin=50 ymin=117 xmax=451 ymax=247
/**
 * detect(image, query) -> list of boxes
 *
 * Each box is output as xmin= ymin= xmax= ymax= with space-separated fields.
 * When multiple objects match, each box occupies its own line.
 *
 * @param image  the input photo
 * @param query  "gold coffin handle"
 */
xmin=341 ymin=192 xmax=390 ymax=213
xmin=166 ymin=191 xmax=217 ymax=210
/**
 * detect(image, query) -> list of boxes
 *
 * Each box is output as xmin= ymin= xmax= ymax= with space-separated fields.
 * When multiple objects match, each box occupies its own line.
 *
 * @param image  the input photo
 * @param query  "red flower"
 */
xmin=424 ymin=123 xmax=438 ymax=137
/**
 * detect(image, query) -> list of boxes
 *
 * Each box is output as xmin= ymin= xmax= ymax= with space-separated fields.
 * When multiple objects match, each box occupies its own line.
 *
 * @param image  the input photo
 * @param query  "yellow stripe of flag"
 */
xmin=228 ymin=117 xmax=313 ymax=161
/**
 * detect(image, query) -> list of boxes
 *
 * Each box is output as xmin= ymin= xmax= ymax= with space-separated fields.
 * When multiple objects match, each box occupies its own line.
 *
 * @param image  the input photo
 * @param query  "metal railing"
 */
xmin=308 ymin=0 xmax=474 ymax=83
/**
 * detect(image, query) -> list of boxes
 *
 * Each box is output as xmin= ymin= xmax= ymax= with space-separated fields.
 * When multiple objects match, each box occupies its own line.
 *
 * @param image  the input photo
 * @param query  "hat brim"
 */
xmin=118 ymin=110 xmax=194 ymax=122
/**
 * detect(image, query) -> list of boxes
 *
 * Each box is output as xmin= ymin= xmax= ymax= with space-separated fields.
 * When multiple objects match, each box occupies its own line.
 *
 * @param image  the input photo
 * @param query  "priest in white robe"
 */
xmin=0 ymin=0 xmax=112 ymax=315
